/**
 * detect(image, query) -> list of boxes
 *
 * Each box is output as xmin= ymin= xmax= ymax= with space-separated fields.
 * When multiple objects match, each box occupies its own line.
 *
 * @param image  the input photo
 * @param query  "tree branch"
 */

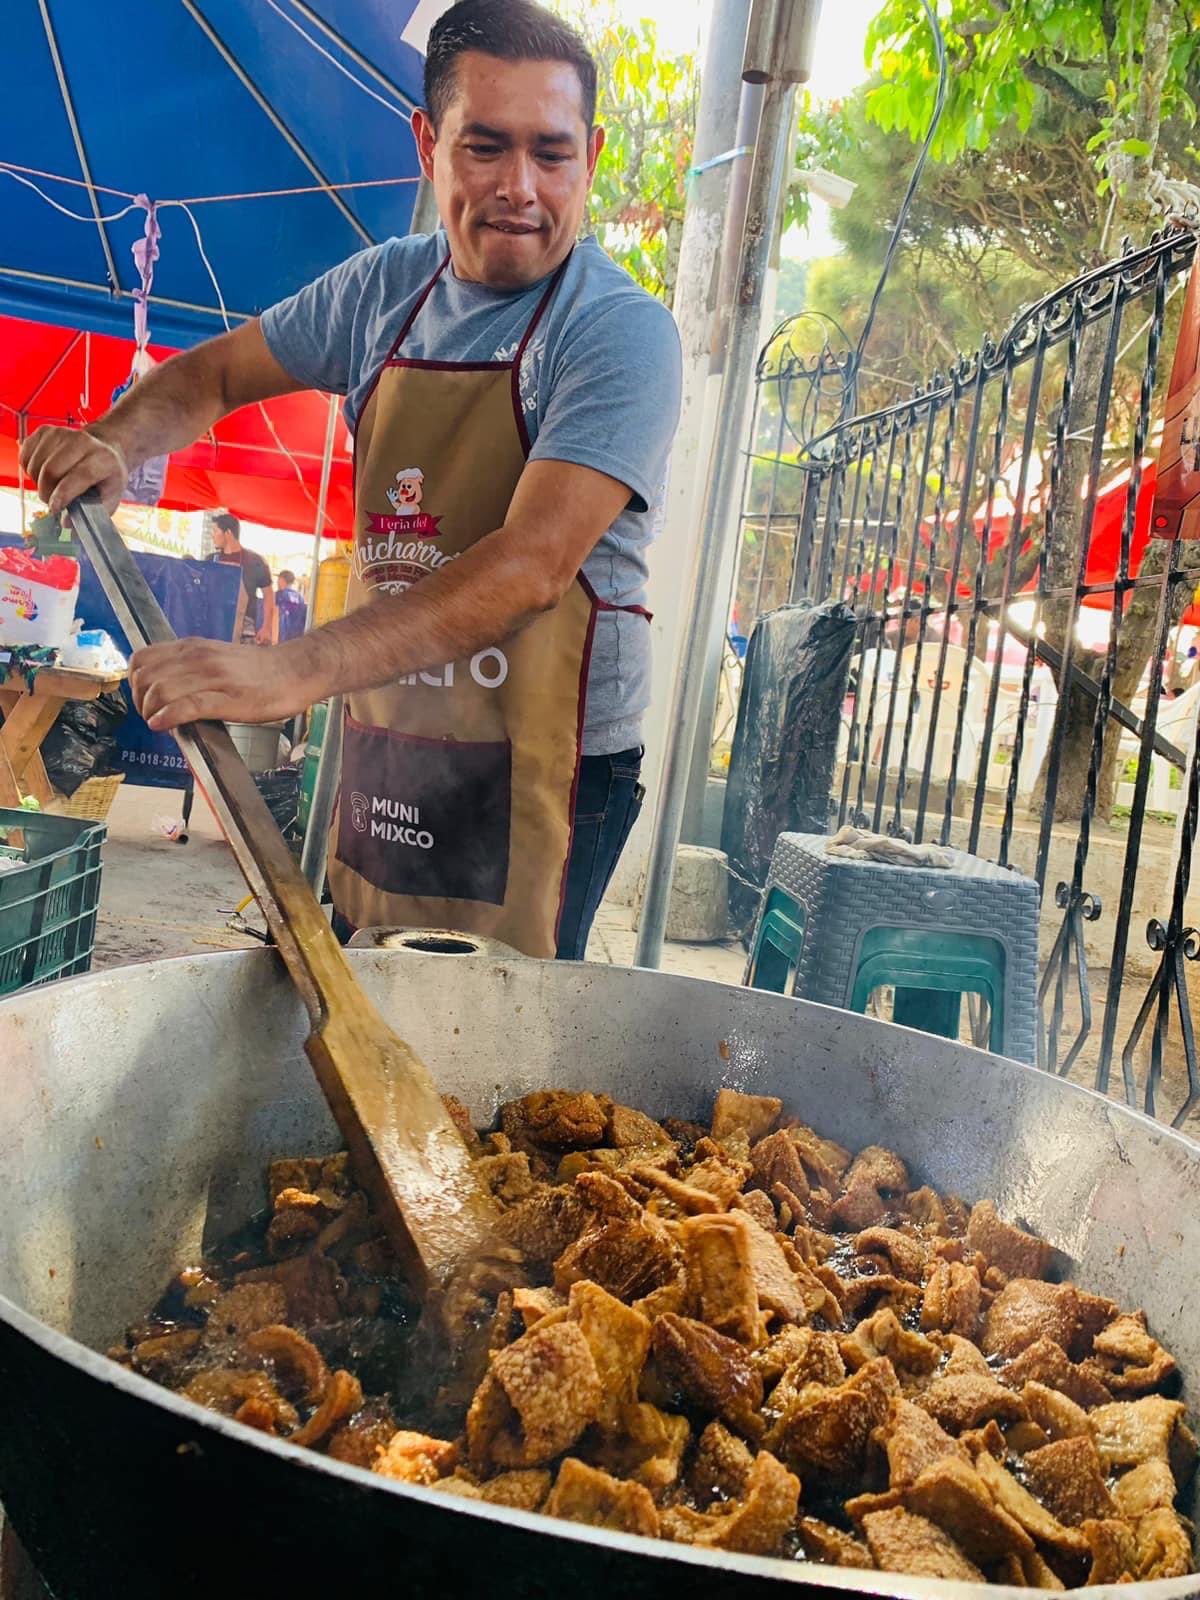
xmin=1021 ymin=60 xmax=1100 ymax=114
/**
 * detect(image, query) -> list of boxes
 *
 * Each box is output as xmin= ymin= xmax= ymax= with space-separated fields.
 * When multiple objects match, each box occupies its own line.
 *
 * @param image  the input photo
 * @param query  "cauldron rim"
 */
xmin=4 ymin=949 xmax=1200 ymax=1598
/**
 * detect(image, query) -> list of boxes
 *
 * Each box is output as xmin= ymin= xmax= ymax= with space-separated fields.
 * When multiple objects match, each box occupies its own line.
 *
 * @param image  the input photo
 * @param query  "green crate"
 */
xmin=0 ymin=808 xmax=106 ymax=996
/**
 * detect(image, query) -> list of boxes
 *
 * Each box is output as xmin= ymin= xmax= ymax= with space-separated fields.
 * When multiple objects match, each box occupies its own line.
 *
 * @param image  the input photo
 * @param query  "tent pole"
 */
xmin=297 ymin=391 xmax=341 ymax=893
xmin=17 ymin=413 xmax=27 ymax=536
xmin=304 ymin=392 xmax=339 ymax=632
xmin=634 ymin=0 xmax=818 ymax=969
xmin=180 ymin=0 xmax=375 ymax=247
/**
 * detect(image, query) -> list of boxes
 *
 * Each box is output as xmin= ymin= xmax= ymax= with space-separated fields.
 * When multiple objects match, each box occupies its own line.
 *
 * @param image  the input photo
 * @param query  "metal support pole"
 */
xmin=635 ymin=0 xmax=817 ymax=969
xmin=304 ymin=392 xmax=340 ymax=631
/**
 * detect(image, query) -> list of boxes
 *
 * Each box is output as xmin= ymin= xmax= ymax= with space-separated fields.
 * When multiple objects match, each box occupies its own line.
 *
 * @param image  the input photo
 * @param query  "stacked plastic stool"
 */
xmin=745 ymin=831 xmax=1039 ymax=1063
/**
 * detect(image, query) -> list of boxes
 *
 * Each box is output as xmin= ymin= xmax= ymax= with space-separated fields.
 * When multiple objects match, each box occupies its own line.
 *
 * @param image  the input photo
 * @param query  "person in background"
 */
xmin=274 ymin=569 xmax=307 ymax=644
xmin=210 ymin=512 xmax=275 ymax=645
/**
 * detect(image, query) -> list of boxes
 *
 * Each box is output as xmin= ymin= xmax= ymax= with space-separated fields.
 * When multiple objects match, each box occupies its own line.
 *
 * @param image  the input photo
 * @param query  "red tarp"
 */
xmin=0 ymin=314 xmax=354 ymax=537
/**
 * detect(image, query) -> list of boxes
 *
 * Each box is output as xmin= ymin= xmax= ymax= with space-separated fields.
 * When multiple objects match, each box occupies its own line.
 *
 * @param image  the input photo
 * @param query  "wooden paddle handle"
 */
xmin=69 ymin=493 xmax=350 ymax=1027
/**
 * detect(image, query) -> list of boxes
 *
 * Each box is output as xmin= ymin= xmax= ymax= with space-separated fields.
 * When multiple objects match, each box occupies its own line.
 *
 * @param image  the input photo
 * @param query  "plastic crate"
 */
xmin=0 ymin=808 xmax=106 ymax=996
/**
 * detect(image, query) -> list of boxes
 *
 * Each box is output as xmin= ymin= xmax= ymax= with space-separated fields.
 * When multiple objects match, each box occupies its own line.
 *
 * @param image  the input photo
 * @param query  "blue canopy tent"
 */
xmin=1 ymin=0 xmax=434 ymax=798
xmin=0 ymin=0 xmax=430 ymax=349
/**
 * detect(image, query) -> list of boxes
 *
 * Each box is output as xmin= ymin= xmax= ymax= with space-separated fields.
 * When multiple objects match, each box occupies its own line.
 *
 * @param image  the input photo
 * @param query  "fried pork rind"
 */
xmin=905 ymin=1456 xmax=1035 ymax=1564
xmin=1091 ymin=1311 xmax=1179 ymax=1395
xmin=1113 ymin=1458 xmax=1178 ymax=1517
xmin=203 ymin=1282 xmax=288 ymax=1344
xmin=689 ymin=1420 xmax=754 ymax=1502
xmin=861 ymin=1506 xmax=984 ymax=1581
xmin=373 ymin=1430 xmax=457 ymax=1485
xmin=764 ymin=1329 xmax=846 ymax=1410
xmin=545 ymin=1457 xmax=660 ymax=1537
xmin=651 ymin=1313 xmax=764 ymax=1438
xmin=794 ymin=1518 xmax=875 ymax=1568
xmin=873 ymin=1397 xmax=970 ymax=1489
xmin=467 ymin=1319 xmax=604 ymax=1471
xmin=679 ymin=1212 xmax=760 ymax=1345
xmin=1135 ymin=1506 xmax=1194 ymax=1580
xmin=750 ymin=1130 xmax=809 ymax=1208
xmin=765 ymin=1356 xmax=898 ymax=1480
xmin=839 ymin=1308 xmax=940 ymax=1381
xmin=710 ymin=1089 xmax=782 ymax=1145
xmin=126 ymin=1098 xmax=1198 ymax=1591
xmin=554 ymin=1177 xmax=681 ymax=1303
xmin=661 ymin=1450 xmax=800 ymax=1557
xmin=568 ymin=1279 xmax=651 ymax=1426
xmin=916 ymin=1355 xmax=1029 ymax=1435
xmin=999 ymin=1336 xmax=1113 ymax=1408
xmin=1091 ymin=1394 xmax=1199 ymax=1480
xmin=1021 ymin=1380 xmax=1092 ymax=1441
xmin=588 ymin=1401 xmax=691 ymax=1497
xmin=501 ymin=1090 xmax=611 ymax=1155
xmin=981 ymin=1278 xmax=1079 ymax=1361
xmin=972 ymin=1446 xmax=1089 ymax=1555
xmin=920 ymin=1258 xmax=982 ymax=1340
xmin=1021 ymin=1436 xmax=1116 ymax=1526
xmin=183 ymin=1367 xmax=299 ymax=1434
xmin=964 ymin=1199 xmax=1053 ymax=1281
xmin=499 ymin=1185 xmax=589 ymax=1270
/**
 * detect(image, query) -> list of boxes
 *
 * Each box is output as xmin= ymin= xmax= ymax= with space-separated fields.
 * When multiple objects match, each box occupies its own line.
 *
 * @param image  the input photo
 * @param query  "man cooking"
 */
xmin=20 ymin=0 xmax=683 ymax=961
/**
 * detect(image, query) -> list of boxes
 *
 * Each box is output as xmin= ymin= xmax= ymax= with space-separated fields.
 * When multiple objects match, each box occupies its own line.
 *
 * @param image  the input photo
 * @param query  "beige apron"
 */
xmin=327 ymin=255 xmax=599 ymax=957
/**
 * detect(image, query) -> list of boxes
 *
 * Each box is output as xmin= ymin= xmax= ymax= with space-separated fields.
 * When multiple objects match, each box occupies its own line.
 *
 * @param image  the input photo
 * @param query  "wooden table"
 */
xmin=0 ymin=664 xmax=125 ymax=810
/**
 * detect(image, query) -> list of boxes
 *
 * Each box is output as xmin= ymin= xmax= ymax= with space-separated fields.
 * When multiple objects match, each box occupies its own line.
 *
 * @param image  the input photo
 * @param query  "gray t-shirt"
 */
xmin=260 ymin=231 xmax=682 ymax=755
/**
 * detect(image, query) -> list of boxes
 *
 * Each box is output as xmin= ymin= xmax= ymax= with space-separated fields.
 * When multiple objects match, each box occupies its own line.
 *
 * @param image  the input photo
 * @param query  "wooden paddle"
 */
xmin=69 ymin=494 xmax=502 ymax=1310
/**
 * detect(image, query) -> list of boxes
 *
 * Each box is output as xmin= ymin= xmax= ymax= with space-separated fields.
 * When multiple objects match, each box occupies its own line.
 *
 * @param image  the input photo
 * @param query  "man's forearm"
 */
xmin=287 ymin=524 xmax=563 ymax=701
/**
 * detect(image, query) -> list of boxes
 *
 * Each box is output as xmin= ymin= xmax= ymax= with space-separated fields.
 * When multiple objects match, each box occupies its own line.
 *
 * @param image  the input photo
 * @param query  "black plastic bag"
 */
xmin=41 ymin=688 xmax=129 ymax=796
xmin=254 ymin=765 xmax=301 ymax=841
xmin=720 ymin=600 xmax=857 ymax=937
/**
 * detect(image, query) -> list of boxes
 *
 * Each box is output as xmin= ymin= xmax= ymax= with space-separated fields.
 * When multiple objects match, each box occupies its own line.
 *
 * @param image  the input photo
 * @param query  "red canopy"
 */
xmin=0 ymin=314 xmax=354 ymax=537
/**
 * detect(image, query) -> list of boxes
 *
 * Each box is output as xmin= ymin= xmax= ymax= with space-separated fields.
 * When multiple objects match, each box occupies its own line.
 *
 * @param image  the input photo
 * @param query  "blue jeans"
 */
xmin=555 ymin=746 xmax=645 ymax=960
xmin=330 ymin=747 xmax=644 ymax=959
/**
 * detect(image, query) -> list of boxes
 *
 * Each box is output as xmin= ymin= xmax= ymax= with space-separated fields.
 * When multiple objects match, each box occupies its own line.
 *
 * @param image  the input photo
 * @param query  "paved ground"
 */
xmin=90 ymin=780 xmax=748 ymax=983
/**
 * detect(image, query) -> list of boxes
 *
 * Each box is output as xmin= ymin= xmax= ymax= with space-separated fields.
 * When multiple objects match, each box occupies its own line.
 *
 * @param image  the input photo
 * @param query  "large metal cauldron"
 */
xmin=1 ymin=949 xmax=1198 ymax=1599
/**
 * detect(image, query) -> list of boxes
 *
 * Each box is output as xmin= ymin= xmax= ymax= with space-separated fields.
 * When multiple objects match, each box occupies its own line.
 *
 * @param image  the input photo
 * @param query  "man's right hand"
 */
xmin=19 ymin=425 xmax=130 ymax=515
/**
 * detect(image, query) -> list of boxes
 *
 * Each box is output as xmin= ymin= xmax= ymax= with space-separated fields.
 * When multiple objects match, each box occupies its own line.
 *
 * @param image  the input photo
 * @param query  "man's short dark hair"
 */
xmin=424 ymin=0 xmax=597 ymax=131
xmin=279 ymin=569 xmax=296 ymax=585
xmin=213 ymin=511 xmax=240 ymax=539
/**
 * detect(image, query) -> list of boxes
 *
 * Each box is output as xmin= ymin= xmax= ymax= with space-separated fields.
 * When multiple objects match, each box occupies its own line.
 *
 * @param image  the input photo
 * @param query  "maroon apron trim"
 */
xmin=576 ymin=570 xmax=653 ymax=621
xmin=511 ymin=258 xmax=570 ymax=456
xmin=553 ymin=579 xmax=601 ymax=946
xmin=350 ymin=252 xmax=452 ymax=463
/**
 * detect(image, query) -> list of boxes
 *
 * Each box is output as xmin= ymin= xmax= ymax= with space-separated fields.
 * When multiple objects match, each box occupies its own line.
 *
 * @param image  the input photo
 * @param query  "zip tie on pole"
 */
xmin=688 ymin=145 xmax=753 ymax=181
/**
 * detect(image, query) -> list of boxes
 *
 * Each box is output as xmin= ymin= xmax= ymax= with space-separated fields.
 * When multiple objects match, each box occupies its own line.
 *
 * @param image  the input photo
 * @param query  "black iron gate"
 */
xmin=731 ymin=225 xmax=1200 ymax=1125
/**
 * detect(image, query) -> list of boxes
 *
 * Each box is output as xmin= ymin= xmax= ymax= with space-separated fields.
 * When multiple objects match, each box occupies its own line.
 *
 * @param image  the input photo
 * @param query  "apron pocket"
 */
xmin=337 ymin=715 xmax=511 ymax=904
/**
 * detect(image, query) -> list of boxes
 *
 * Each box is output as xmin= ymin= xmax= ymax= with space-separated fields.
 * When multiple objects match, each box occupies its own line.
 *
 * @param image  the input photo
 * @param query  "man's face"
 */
xmin=413 ymin=53 xmax=604 ymax=290
xmin=211 ymin=527 xmax=230 ymax=555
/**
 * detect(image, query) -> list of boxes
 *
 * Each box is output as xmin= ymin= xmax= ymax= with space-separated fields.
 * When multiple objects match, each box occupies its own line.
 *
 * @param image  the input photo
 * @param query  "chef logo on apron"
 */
xmin=355 ymin=463 xmax=456 ymax=595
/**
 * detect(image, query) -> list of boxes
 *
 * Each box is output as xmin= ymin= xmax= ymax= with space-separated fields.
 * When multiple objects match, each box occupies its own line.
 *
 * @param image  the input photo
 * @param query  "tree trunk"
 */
xmin=1030 ymin=321 xmax=1108 ymax=822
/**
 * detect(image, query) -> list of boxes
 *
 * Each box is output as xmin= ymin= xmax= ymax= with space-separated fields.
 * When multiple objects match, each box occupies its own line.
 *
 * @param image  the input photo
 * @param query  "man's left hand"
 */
xmin=255 ymin=625 xmax=273 ymax=646
xmin=130 ymin=638 xmax=317 ymax=731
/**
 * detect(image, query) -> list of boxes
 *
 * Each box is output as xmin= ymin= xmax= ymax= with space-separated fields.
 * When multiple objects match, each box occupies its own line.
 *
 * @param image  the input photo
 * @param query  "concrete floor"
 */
xmin=89 ymin=780 xmax=749 ymax=983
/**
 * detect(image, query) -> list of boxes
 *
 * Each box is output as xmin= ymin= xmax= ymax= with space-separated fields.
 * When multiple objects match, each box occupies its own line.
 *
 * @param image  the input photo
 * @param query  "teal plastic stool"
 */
xmin=746 ymin=891 xmax=806 ymax=993
xmin=743 ymin=833 xmax=1038 ymax=1062
xmin=849 ymin=927 xmax=1007 ymax=1051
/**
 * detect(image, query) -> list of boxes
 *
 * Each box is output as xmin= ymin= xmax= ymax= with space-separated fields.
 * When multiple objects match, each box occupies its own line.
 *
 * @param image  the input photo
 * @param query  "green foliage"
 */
xmin=550 ymin=0 xmax=696 ymax=300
